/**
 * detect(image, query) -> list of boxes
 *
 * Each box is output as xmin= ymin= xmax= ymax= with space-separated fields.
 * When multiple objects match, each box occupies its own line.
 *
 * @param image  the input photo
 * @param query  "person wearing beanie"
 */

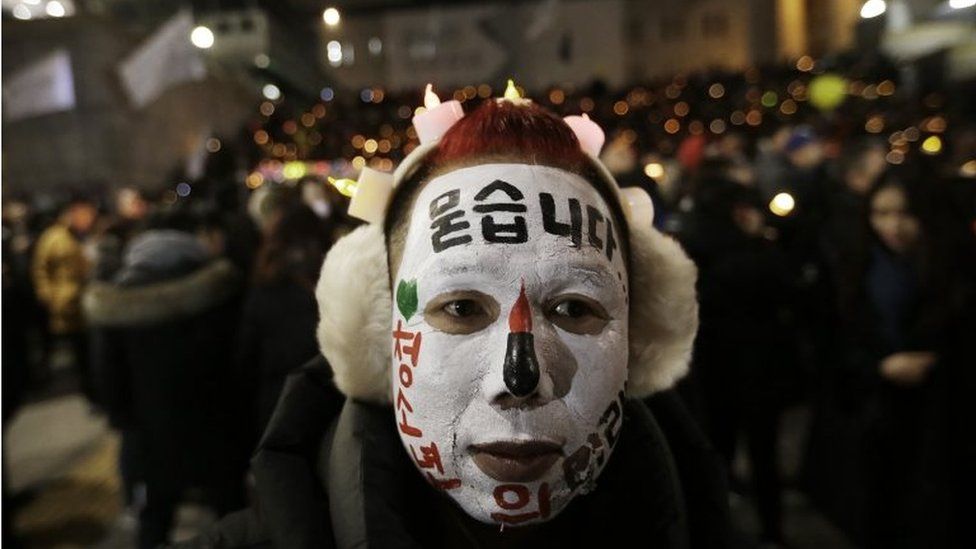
xmin=178 ymin=87 xmax=731 ymax=549
xmin=84 ymin=211 xmax=250 ymax=549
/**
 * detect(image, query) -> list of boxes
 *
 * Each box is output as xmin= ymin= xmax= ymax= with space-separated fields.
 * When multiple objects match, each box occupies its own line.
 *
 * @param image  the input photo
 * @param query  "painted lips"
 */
xmin=470 ymin=440 xmax=563 ymax=482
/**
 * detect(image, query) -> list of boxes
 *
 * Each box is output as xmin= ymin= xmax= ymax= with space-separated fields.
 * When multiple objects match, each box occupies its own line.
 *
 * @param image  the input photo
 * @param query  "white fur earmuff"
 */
xmin=316 ymin=224 xmax=393 ymax=403
xmin=624 ymin=223 xmax=699 ymax=397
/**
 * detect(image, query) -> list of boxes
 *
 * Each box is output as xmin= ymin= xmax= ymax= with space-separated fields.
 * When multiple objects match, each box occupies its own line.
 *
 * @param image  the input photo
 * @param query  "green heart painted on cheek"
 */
xmin=396 ymin=278 xmax=418 ymax=322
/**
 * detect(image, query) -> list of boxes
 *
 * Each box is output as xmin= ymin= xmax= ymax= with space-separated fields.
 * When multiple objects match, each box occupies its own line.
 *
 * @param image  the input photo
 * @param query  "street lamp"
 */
xmin=860 ymin=0 xmax=887 ymax=18
xmin=12 ymin=4 xmax=32 ymax=19
xmin=190 ymin=25 xmax=215 ymax=49
xmin=262 ymin=84 xmax=282 ymax=101
xmin=323 ymin=7 xmax=341 ymax=26
xmin=46 ymin=1 xmax=66 ymax=17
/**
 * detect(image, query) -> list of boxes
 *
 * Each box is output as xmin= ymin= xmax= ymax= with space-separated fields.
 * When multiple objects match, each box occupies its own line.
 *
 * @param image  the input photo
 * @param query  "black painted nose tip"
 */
xmin=503 ymin=332 xmax=540 ymax=397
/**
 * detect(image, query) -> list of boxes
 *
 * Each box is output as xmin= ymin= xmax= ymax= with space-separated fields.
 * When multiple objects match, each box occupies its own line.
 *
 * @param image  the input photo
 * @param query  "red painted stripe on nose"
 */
xmin=508 ymin=282 xmax=532 ymax=333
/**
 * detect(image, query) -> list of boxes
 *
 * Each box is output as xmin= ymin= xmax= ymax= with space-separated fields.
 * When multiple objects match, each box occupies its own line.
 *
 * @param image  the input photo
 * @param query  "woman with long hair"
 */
xmin=807 ymin=174 xmax=974 ymax=548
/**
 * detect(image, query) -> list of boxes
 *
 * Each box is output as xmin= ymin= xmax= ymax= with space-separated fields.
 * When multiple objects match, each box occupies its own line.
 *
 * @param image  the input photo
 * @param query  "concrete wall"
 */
xmin=320 ymin=0 xmax=628 ymax=91
xmin=625 ymin=0 xmax=754 ymax=78
xmin=2 ymin=15 xmax=254 ymax=195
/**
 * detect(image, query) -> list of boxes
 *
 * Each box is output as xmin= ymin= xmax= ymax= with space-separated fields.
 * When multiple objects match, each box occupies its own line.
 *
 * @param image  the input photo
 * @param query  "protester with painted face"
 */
xmin=180 ymin=88 xmax=731 ymax=549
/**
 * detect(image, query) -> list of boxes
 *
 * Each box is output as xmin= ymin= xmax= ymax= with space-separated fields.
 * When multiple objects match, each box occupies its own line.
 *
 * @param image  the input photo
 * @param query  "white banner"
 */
xmin=118 ymin=9 xmax=206 ymax=109
xmin=2 ymin=49 xmax=76 ymax=122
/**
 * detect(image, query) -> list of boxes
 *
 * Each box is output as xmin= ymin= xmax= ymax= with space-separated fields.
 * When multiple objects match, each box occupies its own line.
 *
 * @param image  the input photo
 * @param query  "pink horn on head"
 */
xmin=563 ymin=113 xmax=605 ymax=157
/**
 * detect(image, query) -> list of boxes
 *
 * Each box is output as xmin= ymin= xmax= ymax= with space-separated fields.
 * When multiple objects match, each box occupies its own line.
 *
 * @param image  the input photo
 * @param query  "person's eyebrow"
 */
xmin=424 ymin=252 xmax=498 ymax=278
xmin=550 ymin=263 xmax=619 ymax=287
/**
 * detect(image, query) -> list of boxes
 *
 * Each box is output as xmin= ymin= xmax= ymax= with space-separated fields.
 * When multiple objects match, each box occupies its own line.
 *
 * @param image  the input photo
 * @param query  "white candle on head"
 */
xmin=344 ymin=167 xmax=394 ymax=225
xmin=412 ymin=83 xmax=464 ymax=145
xmin=563 ymin=113 xmax=606 ymax=157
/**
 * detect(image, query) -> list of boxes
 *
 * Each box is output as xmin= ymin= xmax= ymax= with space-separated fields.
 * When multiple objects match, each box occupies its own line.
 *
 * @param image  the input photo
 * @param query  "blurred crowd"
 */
xmin=3 ymin=58 xmax=976 ymax=549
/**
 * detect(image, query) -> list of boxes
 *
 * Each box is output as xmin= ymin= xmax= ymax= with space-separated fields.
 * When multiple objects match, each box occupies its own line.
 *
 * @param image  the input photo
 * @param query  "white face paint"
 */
xmin=391 ymin=163 xmax=629 ymax=525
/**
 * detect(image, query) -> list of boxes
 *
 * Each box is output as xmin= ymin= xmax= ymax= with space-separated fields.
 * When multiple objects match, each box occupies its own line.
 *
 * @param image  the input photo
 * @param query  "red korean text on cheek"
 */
xmin=393 ymin=318 xmax=461 ymax=490
xmin=490 ymin=482 xmax=552 ymax=525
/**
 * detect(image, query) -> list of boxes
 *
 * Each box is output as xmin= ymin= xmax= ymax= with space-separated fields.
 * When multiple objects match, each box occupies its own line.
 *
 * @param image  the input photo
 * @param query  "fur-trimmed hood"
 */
xmin=83 ymin=259 xmax=242 ymax=327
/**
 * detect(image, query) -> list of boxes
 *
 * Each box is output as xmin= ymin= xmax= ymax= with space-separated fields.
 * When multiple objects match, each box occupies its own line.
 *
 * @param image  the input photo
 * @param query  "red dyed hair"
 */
xmin=428 ymin=99 xmax=588 ymax=174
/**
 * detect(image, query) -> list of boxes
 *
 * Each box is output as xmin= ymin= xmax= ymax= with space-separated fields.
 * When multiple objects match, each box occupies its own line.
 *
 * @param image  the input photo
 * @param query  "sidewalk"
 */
xmin=4 ymin=394 xmax=215 ymax=548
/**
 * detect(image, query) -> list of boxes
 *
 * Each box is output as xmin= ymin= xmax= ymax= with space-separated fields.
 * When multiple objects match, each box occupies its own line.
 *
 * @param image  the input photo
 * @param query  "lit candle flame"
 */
xmin=328 ymin=176 xmax=358 ymax=198
xmin=424 ymin=83 xmax=441 ymax=109
xmin=504 ymin=79 xmax=521 ymax=101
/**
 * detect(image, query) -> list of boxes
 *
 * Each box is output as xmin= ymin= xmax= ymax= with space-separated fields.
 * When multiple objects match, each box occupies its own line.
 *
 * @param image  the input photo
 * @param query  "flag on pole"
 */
xmin=118 ymin=10 xmax=206 ymax=109
xmin=2 ymin=49 xmax=76 ymax=122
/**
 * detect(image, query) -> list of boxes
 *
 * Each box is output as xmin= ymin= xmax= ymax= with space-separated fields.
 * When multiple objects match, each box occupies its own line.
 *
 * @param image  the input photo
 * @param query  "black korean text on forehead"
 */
xmin=424 ymin=176 xmax=622 ymax=264
xmin=405 ymin=168 xmax=630 ymax=305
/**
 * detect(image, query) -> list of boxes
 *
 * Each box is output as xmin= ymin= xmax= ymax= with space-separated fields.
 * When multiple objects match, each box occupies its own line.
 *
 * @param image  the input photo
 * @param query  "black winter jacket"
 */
xmin=176 ymin=356 xmax=733 ymax=549
xmin=85 ymin=241 xmax=250 ymax=492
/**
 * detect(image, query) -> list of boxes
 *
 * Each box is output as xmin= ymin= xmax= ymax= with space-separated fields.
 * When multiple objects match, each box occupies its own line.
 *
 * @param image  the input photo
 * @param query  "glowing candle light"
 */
xmin=497 ymin=78 xmax=532 ymax=106
xmin=563 ymin=113 xmax=606 ymax=157
xmin=327 ymin=176 xmax=357 ymax=198
xmin=504 ymin=79 xmax=521 ymax=101
xmin=411 ymin=83 xmax=464 ymax=145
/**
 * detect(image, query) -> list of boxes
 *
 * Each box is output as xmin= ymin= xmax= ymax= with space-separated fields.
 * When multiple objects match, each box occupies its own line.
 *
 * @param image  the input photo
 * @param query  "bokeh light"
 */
xmin=644 ymin=162 xmax=665 ymax=179
xmin=322 ymin=7 xmax=341 ymax=26
xmin=809 ymin=74 xmax=848 ymax=111
xmin=921 ymin=135 xmax=942 ymax=155
xmin=769 ymin=192 xmax=795 ymax=216
xmin=190 ymin=26 xmax=215 ymax=49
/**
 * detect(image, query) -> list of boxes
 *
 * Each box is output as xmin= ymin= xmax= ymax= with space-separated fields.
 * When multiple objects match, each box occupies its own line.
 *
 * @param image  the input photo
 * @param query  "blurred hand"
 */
xmin=879 ymin=352 xmax=937 ymax=386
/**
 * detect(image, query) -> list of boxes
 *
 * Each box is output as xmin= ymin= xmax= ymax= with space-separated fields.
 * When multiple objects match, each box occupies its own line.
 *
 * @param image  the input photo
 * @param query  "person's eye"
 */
xmin=425 ymin=291 xmax=499 ymax=334
xmin=443 ymin=299 xmax=483 ymax=318
xmin=547 ymin=296 xmax=610 ymax=335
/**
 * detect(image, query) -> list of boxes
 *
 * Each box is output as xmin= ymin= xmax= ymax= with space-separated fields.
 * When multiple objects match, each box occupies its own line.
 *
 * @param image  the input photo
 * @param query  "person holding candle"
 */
xmin=175 ymin=85 xmax=731 ymax=549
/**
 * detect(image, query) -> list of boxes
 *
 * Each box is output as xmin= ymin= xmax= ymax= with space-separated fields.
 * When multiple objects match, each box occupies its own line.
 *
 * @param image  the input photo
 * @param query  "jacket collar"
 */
xmin=323 ymin=398 xmax=689 ymax=549
xmin=82 ymin=259 xmax=241 ymax=327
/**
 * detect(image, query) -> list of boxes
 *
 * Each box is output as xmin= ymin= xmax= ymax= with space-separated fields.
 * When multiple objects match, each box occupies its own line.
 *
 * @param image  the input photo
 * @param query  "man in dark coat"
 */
xmin=679 ymin=178 xmax=799 ymax=545
xmin=85 ymin=218 xmax=249 ymax=549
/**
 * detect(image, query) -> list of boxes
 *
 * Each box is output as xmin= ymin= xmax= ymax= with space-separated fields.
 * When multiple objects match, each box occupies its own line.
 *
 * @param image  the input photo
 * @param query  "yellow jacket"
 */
xmin=32 ymin=224 xmax=88 ymax=334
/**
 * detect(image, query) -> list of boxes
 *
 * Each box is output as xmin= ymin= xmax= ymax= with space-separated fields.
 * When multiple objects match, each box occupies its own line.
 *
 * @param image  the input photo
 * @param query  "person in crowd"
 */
xmin=804 ymin=175 xmax=975 ymax=548
xmin=778 ymin=127 xmax=829 ymax=238
xmin=3 ymin=199 xmax=36 ymax=420
xmin=2 ymin=204 xmax=34 ymax=549
xmin=754 ymin=125 xmax=794 ymax=203
xmin=710 ymin=132 xmax=755 ymax=188
xmin=209 ymin=180 xmax=262 ymax=277
xmin=31 ymin=196 xmax=98 ymax=399
xmin=84 ymin=208 xmax=250 ymax=549
xmin=91 ymin=187 xmax=149 ymax=282
xmin=820 ymin=139 xmax=887 ymax=269
xmin=679 ymin=171 xmax=799 ymax=547
xmin=176 ymin=94 xmax=730 ymax=549
xmin=238 ymin=201 xmax=337 ymax=438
